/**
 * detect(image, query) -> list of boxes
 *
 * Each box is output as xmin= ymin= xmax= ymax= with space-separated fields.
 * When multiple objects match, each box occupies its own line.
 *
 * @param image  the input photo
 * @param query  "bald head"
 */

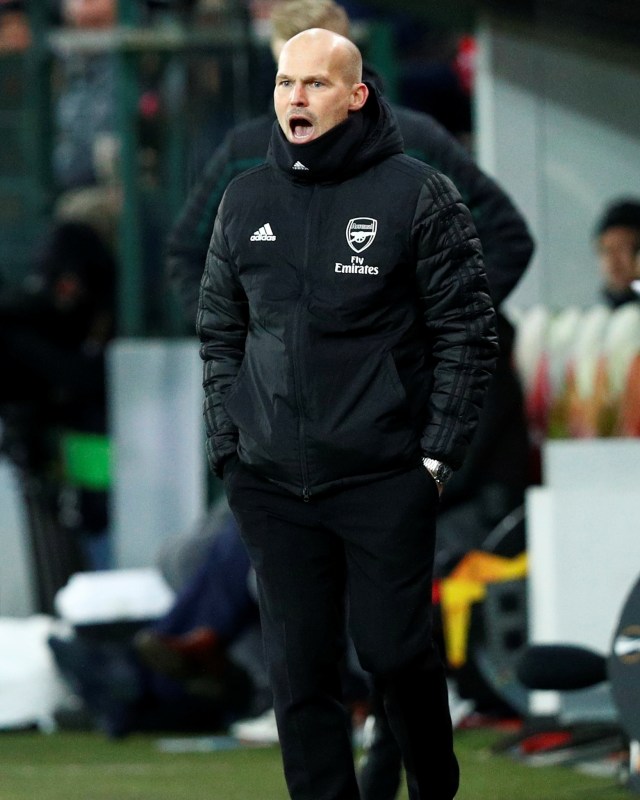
xmin=274 ymin=28 xmax=368 ymax=145
xmin=280 ymin=28 xmax=363 ymax=83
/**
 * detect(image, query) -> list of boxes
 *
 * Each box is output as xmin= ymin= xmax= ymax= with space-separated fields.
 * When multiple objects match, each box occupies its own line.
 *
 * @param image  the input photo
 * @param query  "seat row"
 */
xmin=510 ymin=303 xmax=640 ymax=441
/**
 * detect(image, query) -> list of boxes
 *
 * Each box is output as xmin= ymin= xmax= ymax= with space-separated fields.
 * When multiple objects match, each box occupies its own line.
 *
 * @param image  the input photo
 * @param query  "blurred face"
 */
xmin=51 ymin=272 xmax=87 ymax=312
xmin=63 ymin=0 xmax=116 ymax=29
xmin=597 ymin=226 xmax=640 ymax=294
xmin=274 ymin=29 xmax=368 ymax=145
xmin=270 ymin=36 xmax=286 ymax=63
xmin=0 ymin=12 xmax=31 ymax=53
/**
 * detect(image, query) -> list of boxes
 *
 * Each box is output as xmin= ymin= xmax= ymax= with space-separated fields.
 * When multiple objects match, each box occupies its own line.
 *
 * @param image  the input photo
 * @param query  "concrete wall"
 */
xmin=475 ymin=16 xmax=640 ymax=311
xmin=526 ymin=439 xmax=640 ymax=720
xmin=0 ymin=459 xmax=36 ymax=616
xmin=109 ymin=338 xmax=207 ymax=569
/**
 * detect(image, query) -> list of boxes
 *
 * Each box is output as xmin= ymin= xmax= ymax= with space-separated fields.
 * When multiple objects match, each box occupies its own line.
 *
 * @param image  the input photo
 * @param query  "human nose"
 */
xmin=290 ymin=82 xmax=307 ymax=106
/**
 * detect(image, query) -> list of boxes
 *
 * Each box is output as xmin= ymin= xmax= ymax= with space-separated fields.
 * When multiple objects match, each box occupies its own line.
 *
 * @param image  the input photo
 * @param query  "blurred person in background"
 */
xmin=133 ymin=496 xmax=268 ymax=720
xmin=579 ymin=198 xmax=640 ymax=439
xmin=0 ymin=219 xmax=116 ymax=574
xmin=48 ymin=495 xmax=261 ymax=739
xmin=0 ymin=0 xmax=30 ymax=53
xmin=52 ymin=0 xmax=118 ymax=194
xmin=594 ymin=197 xmax=640 ymax=308
xmin=396 ymin=23 xmax=474 ymax=147
xmin=358 ymin=313 xmax=530 ymax=800
xmin=52 ymin=0 xmax=179 ymax=331
xmin=49 ymin=0 xmax=123 ymax=271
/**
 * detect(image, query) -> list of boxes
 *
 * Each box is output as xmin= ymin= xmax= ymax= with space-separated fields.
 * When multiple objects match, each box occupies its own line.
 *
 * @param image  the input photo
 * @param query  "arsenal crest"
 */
xmin=346 ymin=217 xmax=377 ymax=253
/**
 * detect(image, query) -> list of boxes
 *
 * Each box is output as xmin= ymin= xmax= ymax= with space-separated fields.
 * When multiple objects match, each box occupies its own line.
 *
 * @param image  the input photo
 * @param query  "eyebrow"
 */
xmin=275 ymin=72 xmax=332 ymax=83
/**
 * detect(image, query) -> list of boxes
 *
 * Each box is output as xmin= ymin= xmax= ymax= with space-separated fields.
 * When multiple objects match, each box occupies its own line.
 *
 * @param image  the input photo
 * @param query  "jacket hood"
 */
xmin=362 ymin=63 xmax=385 ymax=94
xmin=267 ymin=82 xmax=404 ymax=182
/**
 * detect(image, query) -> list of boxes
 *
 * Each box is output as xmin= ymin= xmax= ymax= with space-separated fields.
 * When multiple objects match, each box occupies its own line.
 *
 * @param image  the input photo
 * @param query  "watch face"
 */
xmin=423 ymin=458 xmax=452 ymax=484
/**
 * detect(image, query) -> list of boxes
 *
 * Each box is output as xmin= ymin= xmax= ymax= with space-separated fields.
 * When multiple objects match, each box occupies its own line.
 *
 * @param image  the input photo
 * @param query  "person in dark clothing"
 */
xmin=357 ymin=311 xmax=531 ymax=800
xmin=197 ymin=27 xmax=497 ymax=800
xmin=48 ymin=498 xmax=260 ymax=739
xmin=593 ymin=197 xmax=640 ymax=308
xmin=165 ymin=0 xmax=533 ymax=792
xmin=166 ymin=1 xmax=533 ymax=325
xmin=133 ymin=502 xmax=266 ymax=712
xmin=1 ymin=220 xmax=115 ymax=427
xmin=0 ymin=220 xmax=116 ymax=577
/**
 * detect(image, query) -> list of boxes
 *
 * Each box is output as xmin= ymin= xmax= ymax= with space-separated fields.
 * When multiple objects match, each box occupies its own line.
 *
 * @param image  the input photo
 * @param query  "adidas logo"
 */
xmin=250 ymin=223 xmax=276 ymax=241
xmin=292 ymin=161 xmax=309 ymax=171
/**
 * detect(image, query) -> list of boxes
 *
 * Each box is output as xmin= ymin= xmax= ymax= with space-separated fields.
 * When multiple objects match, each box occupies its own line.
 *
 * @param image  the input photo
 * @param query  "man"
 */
xmin=166 ymin=0 xmax=534 ymax=323
xmin=593 ymin=198 xmax=640 ymax=308
xmin=1 ymin=219 xmax=116 ymax=585
xmin=168 ymin=0 xmax=533 ymax=788
xmin=54 ymin=0 xmax=118 ymax=192
xmin=197 ymin=27 xmax=497 ymax=800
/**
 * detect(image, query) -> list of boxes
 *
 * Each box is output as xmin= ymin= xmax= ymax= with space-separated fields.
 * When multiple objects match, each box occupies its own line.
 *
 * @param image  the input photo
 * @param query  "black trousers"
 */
xmin=225 ymin=461 xmax=459 ymax=800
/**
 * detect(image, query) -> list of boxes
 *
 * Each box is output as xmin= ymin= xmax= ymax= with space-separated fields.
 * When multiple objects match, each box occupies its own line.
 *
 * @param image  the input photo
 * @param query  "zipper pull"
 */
xmin=303 ymin=487 xmax=310 ymax=502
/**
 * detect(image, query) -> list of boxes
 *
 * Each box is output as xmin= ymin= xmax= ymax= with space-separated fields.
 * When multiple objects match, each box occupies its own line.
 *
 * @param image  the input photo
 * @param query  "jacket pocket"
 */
xmin=382 ymin=351 xmax=408 ymax=407
xmin=221 ymin=357 xmax=248 ymax=410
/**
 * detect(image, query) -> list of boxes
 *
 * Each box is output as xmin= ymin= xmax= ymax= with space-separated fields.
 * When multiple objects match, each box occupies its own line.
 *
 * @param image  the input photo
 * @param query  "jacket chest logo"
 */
xmin=346 ymin=218 xmax=377 ymax=253
xmin=250 ymin=223 xmax=276 ymax=242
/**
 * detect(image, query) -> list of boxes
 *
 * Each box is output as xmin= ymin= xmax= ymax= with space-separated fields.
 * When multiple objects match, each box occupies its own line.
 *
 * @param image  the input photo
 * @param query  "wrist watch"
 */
xmin=422 ymin=457 xmax=453 ymax=487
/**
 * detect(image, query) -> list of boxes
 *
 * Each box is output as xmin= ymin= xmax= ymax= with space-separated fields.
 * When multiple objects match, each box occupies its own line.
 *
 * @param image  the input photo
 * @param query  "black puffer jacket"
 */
xmin=168 ymin=68 xmax=534 ymax=324
xmin=197 ymin=88 xmax=497 ymax=498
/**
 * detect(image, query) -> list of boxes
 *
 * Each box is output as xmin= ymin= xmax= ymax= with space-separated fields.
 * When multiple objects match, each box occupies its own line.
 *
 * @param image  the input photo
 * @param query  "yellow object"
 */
xmin=440 ymin=551 xmax=527 ymax=669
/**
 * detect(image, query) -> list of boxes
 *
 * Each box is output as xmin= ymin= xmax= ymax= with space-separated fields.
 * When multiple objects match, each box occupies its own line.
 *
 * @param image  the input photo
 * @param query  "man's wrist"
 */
xmin=422 ymin=457 xmax=453 ymax=487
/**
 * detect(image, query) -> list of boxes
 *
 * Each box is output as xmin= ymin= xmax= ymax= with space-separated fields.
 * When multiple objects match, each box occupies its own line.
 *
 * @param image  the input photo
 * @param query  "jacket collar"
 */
xmin=267 ymin=83 xmax=404 ymax=183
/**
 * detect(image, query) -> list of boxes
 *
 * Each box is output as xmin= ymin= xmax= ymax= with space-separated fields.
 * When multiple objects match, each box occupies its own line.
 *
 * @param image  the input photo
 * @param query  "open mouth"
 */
xmin=289 ymin=116 xmax=315 ymax=142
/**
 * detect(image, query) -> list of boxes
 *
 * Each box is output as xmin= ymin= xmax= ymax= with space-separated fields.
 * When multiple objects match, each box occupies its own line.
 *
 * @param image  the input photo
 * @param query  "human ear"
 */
xmin=348 ymin=82 xmax=369 ymax=112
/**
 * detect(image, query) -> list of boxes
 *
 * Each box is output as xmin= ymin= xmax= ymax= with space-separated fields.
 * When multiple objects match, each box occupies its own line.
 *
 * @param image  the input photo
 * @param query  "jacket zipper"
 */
xmin=292 ymin=187 xmax=316 ymax=502
xmin=292 ymin=297 xmax=310 ymax=501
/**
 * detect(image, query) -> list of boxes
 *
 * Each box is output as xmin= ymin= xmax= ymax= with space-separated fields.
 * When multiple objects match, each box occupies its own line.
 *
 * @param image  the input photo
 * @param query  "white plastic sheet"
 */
xmin=0 ymin=615 xmax=72 ymax=730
